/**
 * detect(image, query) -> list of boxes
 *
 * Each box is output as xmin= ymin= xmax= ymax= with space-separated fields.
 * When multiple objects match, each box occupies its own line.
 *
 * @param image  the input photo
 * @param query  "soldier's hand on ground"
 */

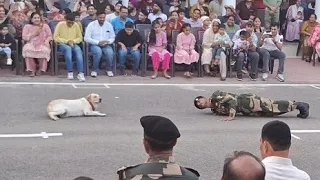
xmin=222 ymin=117 xmax=234 ymax=121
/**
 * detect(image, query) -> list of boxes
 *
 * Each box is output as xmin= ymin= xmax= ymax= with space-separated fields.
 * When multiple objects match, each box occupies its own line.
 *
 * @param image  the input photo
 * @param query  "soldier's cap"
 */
xmin=194 ymin=96 xmax=206 ymax=110
xmin=140 ymin=115 xmax=180 ymax=144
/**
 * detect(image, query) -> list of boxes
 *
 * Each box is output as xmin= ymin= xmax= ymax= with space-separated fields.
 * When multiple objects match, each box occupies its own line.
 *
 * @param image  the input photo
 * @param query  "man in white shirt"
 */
xmin=221 ymin=151 xmax=266 ymax=180
xmin=259 ymin=23 xmax=285 ymax=82
xmin=148 ymin=1 xmax=167 ymax=22
xmin=84 ymin=10 xmax=116 ymax=77
xmin=260 ymin=120 xmax=311 ymax=180
xmin=185 ymin=9 xmax=202 ymax=28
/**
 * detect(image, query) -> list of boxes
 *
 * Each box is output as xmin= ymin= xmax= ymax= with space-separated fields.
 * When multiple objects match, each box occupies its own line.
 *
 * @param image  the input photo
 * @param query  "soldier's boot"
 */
xmin=295 ymin=102 xmax=310 ymax=119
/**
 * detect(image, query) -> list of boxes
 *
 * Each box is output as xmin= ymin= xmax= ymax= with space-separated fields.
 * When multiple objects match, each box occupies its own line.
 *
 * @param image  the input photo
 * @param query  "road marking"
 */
xmin=310 ymin=85 xmax=320 ymax=90
xmin=0 ymin=81 xmax=319 ymax=87
xmin=72 ymin=83 xmax=111 ymax=89
xmin=291 ymin=134 xmax=301 ymax=140
xmin=179 ymin=86 xmax=206 ymax=91
xmin=72 ymin=84 xmax=77 ymax=88
xmin=103 ymin=84 xmax=110 ymax=88
xmin=291 ymin=130 xmax=320 ymax=133
xmin=0 ymin=132 xmax=63 ymax=139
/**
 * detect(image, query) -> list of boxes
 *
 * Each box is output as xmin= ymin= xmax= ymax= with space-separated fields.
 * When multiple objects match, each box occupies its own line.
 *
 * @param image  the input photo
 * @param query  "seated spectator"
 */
xmin=115 ymin=21 xmax=143 ymax=76
xmin=154 ymin=17 xmax=166 ymax=32
xmin=111 ymin=6 xmax=133 ymax=34
xmin=73 ymin=0 xmax=89 ymax=20
xmin=177 ymin=8 xmax=187 ymax=22
xmin=308 ymin=22 xmax=320 ymax=61
xmin=9 ymin=2 xmax=29 ymax=40
xmin=236 ymin=0 xmax=257 ymax=22
xmin=53 ymin=13 xmax=85 ymax=81
xmin=165 ymin=10 xmax=183 ymax=40
xmin=36 ymin=8 xmax=49 ymax=23
xmin=148 ymin=20 xmax=172 ymax=79
xmin=93 ymin=0 xmax=111 ymax=12
xmin=134 ymin=9 xmax=151 ymax=24
xmin=208 ymin=0 xmax=223 ymax=17
xmin=285 ymin=0 xmax=304 ymax=41
xmin=174 ymin=23 xmax=199 ymax=78
xmin=106 ymin=3 xmax=120 ymax=23
xmin=84 ymin=10 xmax=115 ymax=77
xmin=53 ymin=8 xmax=71 ymax=21
xmin=232 ymin=30 xmax=250 ymax=74
xmin=224 ymin=15 xmax=240 ymax=34
xmin=253 ymin=17 xmax=264 ymax=33
xmin=105 ymin=4 xmax=115 ymax=16
xmin=201 ymin=19 xmax=228 ymax=80
xmin=260 ymin=120 xmax=310 ymax=180
xmin=189 ymin=0 xmax=209 ymax=17
xmin=128 ymin=1 xmax=138 ymax=21
xmin=0 ymin=24 xmax=15 ymax=65
xmin=0 ymin=5 xmax=16 ymax=36
xmin=22 ymin=12 xmax=52 ymax=76
xmin=81 ymin=4 xmax=96 ymax=32
xmin=47 ymin=2 xmax=61 ymax=20
xmin=221 ymin=151 xmax=266 ymax=180
xmin=137 ymin=0 xmax=153 ymax=14
xmin=259 ymin=23 xmax=285 ymax=82
xmin=169 ymin=0 xmax=181 ymax=13
xmin=220 ymin=6 xmax=240 ymax=25
xmin=185 ymin=9 xmax=202 ymax=28
xmin=199 ymin=15 xmax=210 ymax=31
xmin=74 ymin=12 xmax=83 ymax=32
xmin=232 ymin=21 xmax=259 ymax=81
xmin=148 ymin=2 xmax=167 ymax=22
xmin=301 ymin=13 xmax=318 ymax=62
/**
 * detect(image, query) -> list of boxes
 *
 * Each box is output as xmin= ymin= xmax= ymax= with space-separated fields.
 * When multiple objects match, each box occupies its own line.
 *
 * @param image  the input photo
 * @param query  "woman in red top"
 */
xmin=165 ymin=10 xmax=183 ymax=42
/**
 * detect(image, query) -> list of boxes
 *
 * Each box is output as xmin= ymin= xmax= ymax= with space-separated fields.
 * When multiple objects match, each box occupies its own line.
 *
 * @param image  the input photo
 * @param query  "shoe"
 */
xmin=236 ymin=73 xmax=242 ymax=81
xmin=131 ymin=70 xmax=138 ymax=76
xmin=119 ymin=68 xmax=127 ymax=76
xmin=276 ymin=74 xmax=285 ymax=82
xmin=262 ymin=73 xmax=268 ymax=81
xmin=295 ymin=102 xmax=309 ymax=119
xmin=106 ymin=71 xmax=114 ymax=77
xmin=249 ymin=73 xmax=257 ymax=81
xmin=67 ymin=72 xmax=74 ymax=80
xmin=6 ymin=58 xmax=12 ymax=65
xmin=91 ymin=71 xmax=97 ymax=77
xmin=77 ymin=73 xmax=86 ymax=82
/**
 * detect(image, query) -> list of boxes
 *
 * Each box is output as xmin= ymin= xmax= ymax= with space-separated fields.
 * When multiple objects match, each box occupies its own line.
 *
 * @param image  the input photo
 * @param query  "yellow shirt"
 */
xmin=53 ymin=21 xmax=82 ymax=44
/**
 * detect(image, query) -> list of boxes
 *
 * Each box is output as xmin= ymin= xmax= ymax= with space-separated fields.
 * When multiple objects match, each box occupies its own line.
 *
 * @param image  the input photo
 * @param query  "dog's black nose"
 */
xmin=99 ymin=98 xmax=102 ymax=102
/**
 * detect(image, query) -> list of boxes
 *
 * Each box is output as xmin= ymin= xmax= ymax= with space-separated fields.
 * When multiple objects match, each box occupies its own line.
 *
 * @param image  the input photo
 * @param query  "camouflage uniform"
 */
xmin=210 ymin=90 xmax=298 ymax=118
xmin=117 ymin=155 xmax=200 ymax=180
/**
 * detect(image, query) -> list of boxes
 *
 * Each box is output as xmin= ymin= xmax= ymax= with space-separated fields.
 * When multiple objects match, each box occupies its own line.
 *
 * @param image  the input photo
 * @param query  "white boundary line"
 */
xmin=0 ymin=82 xmax=319 ymax=87
xmin=72 ymin=84 xmax=77 ymax=88
xmin=0 ymin=132 xmax=63 ymax=139
xmin=291 ymin=134 xmax=301 ymax=140
xmin=291 ymin=130 xmax=320 ymax=133
xmin=310 ymin=85 xmax=320 ymax=90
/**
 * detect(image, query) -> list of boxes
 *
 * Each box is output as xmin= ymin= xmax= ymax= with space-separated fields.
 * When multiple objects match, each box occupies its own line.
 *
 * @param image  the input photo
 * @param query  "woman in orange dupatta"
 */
xmin=301 ymin=14 xmax=318 ymax=62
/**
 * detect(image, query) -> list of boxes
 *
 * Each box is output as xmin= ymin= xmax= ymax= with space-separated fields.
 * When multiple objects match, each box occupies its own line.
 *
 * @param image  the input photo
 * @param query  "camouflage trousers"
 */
xmin=237 ymin=94 xmax=297 ymax=117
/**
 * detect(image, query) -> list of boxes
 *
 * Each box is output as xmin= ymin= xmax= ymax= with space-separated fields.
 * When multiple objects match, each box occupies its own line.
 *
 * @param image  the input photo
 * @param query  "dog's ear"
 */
xmin=86 ymin=94 xmax=92 ymax=102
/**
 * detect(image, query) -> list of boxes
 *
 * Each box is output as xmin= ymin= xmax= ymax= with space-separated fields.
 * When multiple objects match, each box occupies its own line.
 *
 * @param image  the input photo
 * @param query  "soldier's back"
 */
xmin=117 ymin=162 xmax=200 ymax=180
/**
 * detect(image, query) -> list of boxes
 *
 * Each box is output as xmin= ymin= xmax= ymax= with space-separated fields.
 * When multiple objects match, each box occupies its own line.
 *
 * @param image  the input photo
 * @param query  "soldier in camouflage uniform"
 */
xmin=117 ymin=115 xmax=200 ymax=180
xmin=194 ymin=90 xmax=310 ymax=121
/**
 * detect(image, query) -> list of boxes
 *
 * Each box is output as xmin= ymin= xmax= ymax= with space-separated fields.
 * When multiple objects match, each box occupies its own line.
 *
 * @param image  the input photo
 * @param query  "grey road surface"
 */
xmin=0 ymin=84 xmax=319 ymax=180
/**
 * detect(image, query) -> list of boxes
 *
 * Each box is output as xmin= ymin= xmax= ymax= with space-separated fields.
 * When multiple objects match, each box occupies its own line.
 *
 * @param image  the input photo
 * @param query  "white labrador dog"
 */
xmin=47 ymin=93 xmax=106 ymax=121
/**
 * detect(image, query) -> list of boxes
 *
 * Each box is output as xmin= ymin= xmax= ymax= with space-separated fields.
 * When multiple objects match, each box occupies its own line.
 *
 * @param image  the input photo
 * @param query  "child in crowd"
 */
xmin=0 ymin=24 xmax=14 ymax=65
xmin=177 ymin=8 xmax=187 ymax=22
xmin=296 ymin=11 xmax=304 ymax=23
xmin=174 ymin=23 xmax=199 ymax=78
xmin=169 ymin=0 xmax=181 ymax=13
xmin=155 ymin=17 xmax=166 ymax=32
xmin=211 ymin=24 xmax=232 ymax=76
xmin=148 ymin=21 xmax=172 ymax=79
xmin=233 ymin=30 xmax=250 ymax=73
xmin=53 ymin=8 xmax=71 ymax=21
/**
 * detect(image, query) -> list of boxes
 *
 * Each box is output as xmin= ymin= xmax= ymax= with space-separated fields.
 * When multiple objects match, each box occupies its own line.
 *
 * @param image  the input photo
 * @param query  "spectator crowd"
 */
xmin=0 ymin=0 xmax=318 ymax=82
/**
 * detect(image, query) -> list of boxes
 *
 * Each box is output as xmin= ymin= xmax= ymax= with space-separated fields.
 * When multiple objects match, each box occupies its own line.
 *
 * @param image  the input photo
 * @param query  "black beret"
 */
xmin=140 ymin=115 xmax=180 ymax=143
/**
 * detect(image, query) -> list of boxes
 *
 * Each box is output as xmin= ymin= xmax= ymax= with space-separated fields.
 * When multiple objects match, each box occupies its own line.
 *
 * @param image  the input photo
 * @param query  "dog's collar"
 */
xmin=87 ymin=100 xmax=95 ymax=111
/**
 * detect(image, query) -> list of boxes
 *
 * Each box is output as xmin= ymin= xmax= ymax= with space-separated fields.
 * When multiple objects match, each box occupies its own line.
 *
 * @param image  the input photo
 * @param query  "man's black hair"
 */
xmin=0 ymin=23 xmax=8 ymax=30
xmin=125 ymin=21 xmax=134 ymax=28
xmin=270 ymin=22 xmax=279 ymax=29
xmin=65 ymin=12 xmax=75 ymax=21
xmin=120 ymin=5 xmax=128 ymax=11
xmin=261 ymin=120 xmax=291 ymax=151
xmin=193 ymin=8 xmax=200 ymax=13
xmin=239 ymin=30 xmax=246 ymax=37
xmin=194 ymin=96 xmax=205 ymax=109
xmin=223 ymin=151 xmax=265 ymax=180
xmin=146 ymin=138 xmax=176 ymax=151
xmin=96 ymin=10 xmax=106 ymax=16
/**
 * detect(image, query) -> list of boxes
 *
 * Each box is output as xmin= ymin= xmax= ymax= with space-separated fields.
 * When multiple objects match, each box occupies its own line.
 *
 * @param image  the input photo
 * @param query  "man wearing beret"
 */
xmin=194 ymin=90 xmax=310 ymax=121
xmin=117 ymin=115 xmax=200 ymax=179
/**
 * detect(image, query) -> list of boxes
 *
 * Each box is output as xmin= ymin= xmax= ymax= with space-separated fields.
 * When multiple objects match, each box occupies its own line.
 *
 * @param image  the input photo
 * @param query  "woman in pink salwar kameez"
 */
xmin=308 ymin=23 xmax=320 ymax=60
xmin=285 ymin=0 xmax=304 ymax=42
xmin=22 ymin=12 xmax=52 ymax=76
xmin=174 ymin=23 xmax=199 ymax=78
